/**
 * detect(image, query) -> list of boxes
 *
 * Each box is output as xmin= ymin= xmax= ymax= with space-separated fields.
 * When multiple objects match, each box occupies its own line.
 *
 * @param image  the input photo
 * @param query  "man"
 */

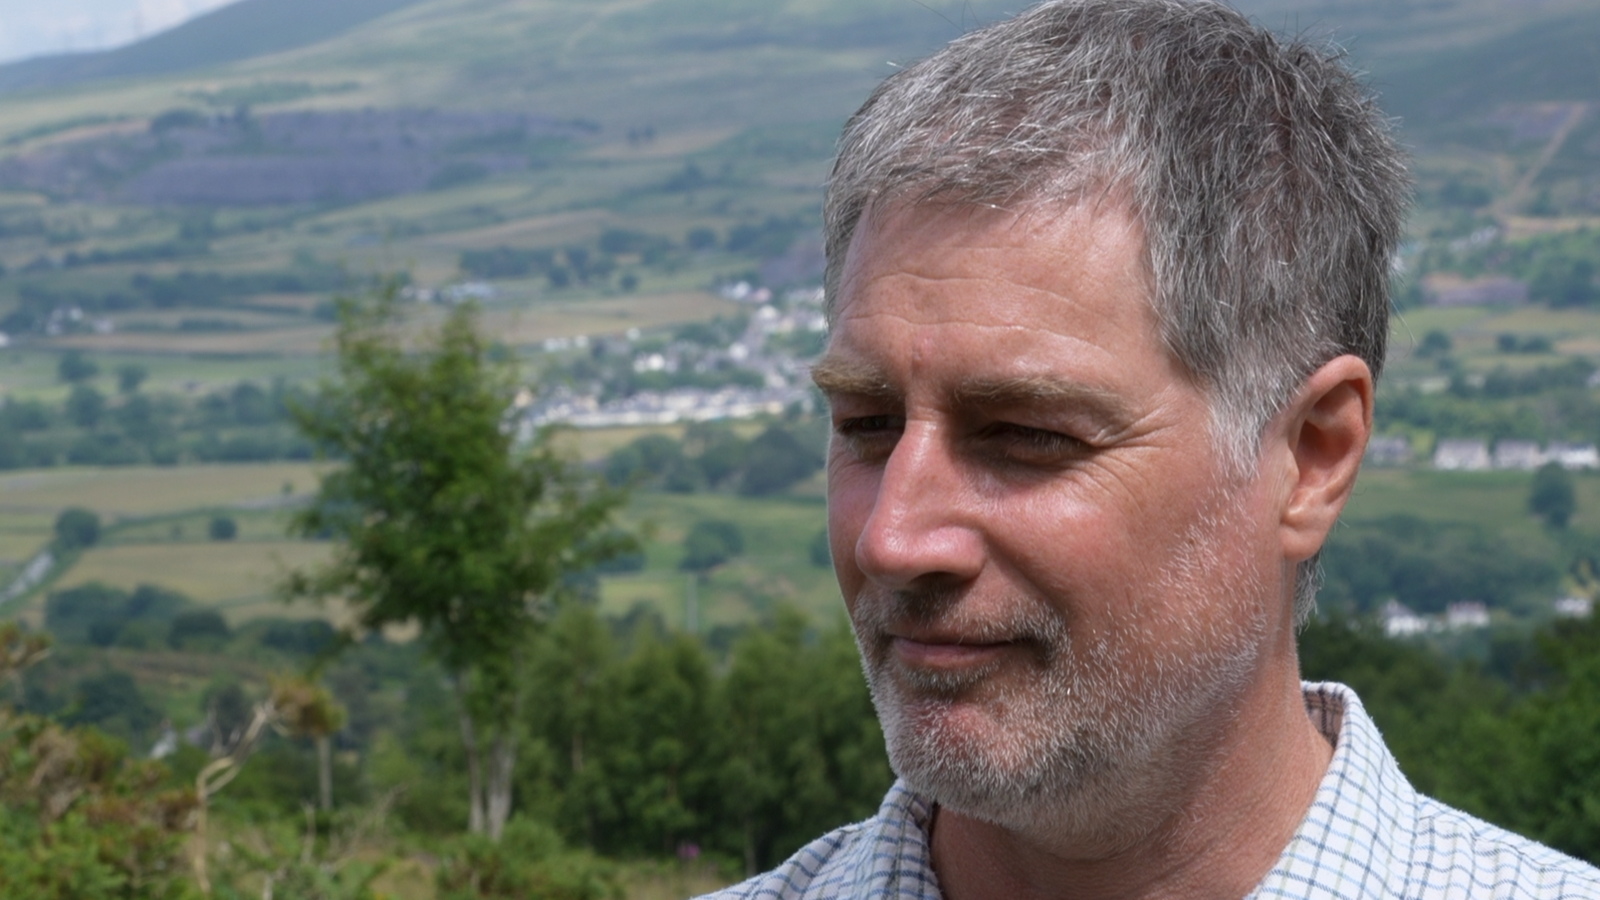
xmin=706 ymin=1 xmax=1600 ymax=899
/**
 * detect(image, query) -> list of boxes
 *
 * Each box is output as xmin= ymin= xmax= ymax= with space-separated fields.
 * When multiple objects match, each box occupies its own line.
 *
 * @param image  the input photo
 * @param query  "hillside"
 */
xmin=0 ymin=0 xmax=1591 ymax=370
xmin=0 ymin=0 xmax=433 ymax=93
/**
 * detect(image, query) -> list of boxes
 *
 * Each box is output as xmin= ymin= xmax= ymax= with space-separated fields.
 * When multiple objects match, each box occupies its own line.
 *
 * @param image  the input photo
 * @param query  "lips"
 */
xmin=890 ymin=634 xmax=1014 ymax=670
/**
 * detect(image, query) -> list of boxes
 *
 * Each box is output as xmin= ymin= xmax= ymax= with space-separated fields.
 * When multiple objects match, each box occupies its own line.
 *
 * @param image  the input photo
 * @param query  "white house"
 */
xmin=1555 ymin=596 xmax=1594 ymax=619
xmin=1381 ymin=600 xmax=1431 ymax=638
xmin=1493 ymin=440 xmax=1545 ymax=470
xmin=1433 ymin=439 xmax=1490 ymax=471
xmin=1445 ymin=601 xmax=1490 ymax=630
xmin=1547 ymin=443 xmax=1600 ymax=471
xmin=1365 ymin=435 xmax=1412 ymax=468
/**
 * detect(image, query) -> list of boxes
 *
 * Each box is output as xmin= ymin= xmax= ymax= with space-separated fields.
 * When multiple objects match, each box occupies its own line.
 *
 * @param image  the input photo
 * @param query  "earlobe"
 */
xmin=1277 ymin=355 xmax=1373 ymax=563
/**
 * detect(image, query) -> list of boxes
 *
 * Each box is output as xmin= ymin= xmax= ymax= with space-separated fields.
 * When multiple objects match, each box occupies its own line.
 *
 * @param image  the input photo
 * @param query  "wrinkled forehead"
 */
xmin=823 ymin=194 xmax=1229 ymax=424
xmin=827 ymin=188 xmax=1144 ymax=318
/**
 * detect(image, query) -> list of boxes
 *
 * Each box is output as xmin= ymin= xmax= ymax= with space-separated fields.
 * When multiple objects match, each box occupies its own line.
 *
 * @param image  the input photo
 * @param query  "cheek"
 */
xmin=989 ymin=469 xmax=1231 ymax=628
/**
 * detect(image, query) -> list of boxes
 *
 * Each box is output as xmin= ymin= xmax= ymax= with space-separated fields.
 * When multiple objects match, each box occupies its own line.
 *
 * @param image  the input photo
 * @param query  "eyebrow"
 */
xmin=811 ymin=355 xmax=1135 ymax=422
xmin=810 ymin=355 xmax=897 ymax=402
xmin=950 ymin=375 xmax=1132 ymax=421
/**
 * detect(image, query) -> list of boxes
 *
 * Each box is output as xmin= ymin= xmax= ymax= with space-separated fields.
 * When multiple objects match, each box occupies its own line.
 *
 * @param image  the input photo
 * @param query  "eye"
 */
xmin=834 ymin=415 xmax=904 ymax=460
xmin=975 ymin=422 xmax=1089 ymax=466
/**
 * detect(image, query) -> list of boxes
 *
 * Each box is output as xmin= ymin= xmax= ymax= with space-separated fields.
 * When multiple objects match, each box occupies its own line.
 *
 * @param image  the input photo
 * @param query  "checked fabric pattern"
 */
xmin=701 ymin=682 xmax=1600 ymax=900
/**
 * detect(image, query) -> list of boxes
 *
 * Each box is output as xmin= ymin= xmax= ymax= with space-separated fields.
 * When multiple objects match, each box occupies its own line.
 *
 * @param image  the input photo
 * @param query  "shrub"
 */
xmin=436 ymin=818 xmax=620 ymax=900
xmin=53 ymin=507 xmax=100 ymax=551
xmin=168 ymin=610 xmax=232 ymax=649
xmin=680 ymin=520 xmax=744 ymax=573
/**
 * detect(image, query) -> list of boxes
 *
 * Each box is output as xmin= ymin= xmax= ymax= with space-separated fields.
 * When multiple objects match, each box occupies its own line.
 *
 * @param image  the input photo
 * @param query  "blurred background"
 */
xmin=0 ymin=1 xmax=1595 ymax=897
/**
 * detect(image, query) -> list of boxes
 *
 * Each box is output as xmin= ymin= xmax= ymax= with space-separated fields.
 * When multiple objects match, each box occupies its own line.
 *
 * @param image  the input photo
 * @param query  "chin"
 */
xmin=871 ymin=662 xmax=1113 ymax=823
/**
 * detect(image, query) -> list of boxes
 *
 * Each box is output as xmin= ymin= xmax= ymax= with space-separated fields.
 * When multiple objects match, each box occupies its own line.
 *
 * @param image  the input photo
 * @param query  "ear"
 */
xmin=1273 ymin=355 xmax=1373 ymax=563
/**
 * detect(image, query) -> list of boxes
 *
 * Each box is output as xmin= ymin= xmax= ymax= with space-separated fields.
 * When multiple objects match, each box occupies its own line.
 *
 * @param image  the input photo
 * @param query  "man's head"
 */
xmin=815 ymin=0 xmax=1406 ymax=843
xmin=825 ymin=0 xmax=1408 ymax=622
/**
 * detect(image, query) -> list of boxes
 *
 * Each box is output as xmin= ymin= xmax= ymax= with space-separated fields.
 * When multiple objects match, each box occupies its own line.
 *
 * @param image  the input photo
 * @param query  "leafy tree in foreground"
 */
xmin=285 ymin=286 xmax=629 ymax=840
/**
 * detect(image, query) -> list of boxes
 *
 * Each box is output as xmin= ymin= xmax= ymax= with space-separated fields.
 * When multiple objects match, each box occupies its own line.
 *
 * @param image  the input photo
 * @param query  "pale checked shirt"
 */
xmin=703 ymin=682 xmax=1600 ymax=900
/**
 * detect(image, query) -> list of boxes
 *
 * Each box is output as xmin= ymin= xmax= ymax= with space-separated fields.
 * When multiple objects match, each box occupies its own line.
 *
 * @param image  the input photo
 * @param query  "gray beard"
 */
xmin=848 ymin=491 xmax=1270 ymax=842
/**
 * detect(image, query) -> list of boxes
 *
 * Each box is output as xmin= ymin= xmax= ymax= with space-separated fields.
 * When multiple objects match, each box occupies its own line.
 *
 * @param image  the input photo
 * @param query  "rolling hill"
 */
xmin=0 ymin=0 xmax=433 ymax=93
xmin=0 ymin=0 xmax=1592 ymax=364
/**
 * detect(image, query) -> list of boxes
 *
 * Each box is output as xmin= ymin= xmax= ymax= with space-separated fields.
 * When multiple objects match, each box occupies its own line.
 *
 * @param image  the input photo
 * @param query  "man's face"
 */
xmin=816 ymin=201 xmax=1291 ymax=831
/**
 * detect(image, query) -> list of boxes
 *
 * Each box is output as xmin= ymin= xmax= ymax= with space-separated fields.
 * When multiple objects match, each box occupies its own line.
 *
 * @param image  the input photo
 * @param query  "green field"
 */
xmin=0 ymin=450 xmax=1589 ymax=637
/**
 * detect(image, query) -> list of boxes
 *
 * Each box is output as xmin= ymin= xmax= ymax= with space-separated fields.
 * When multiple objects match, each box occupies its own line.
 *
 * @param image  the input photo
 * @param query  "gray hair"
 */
xmin=823 ymin=0 xmax=1409 ymax=624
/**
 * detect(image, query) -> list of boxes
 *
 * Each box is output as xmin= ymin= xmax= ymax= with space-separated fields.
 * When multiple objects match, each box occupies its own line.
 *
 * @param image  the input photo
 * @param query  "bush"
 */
xmin=53 ymin=507 xmax=100 ymax=551
xmin=737 ymin=425 xmax=822 ymax=496
xmin=208 ymin=515 xmax=238 ymax=540
xmin=436 ymin=818 xmax=620 ymax=900
xmin=44 ymin=583 xmax=123 ymax=644
xmin=45 ymin=582 xmax=193 ymax=647
xmin=168 ymin=610 xmax=232 ymax=649
xmin=254 ymin=618 xmax=340 ymax=657
xmin=0 ymin=710 xmax=197 ymax=900
xmin=1530 ymin=462 xmax=1577 ymax=529
xmin=56 ymin=350 xmax=98 ymax=384
xmin=63 ymin=670 xmax=163 ymax=745
xmin=680 ymin=520 xmax=744 ymax=573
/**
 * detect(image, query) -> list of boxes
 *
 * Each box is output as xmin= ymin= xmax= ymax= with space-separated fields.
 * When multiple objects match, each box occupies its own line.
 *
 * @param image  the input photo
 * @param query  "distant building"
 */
xmin=1381 ymin=600 xmax=1431 ymax=638
xmin=1445 ymin=601 xmax=1490 ymax=630
xmin=1555 ymin=596 xmax=1594 ymax=619
xmin=1365 ymin=435 xmax=1412 ymax=467
xmin=1547 ymin=442 xmax=1600 ymax=471
xmin=1434 ymin=439 xmax=1491 ymax=471
xmin=1493 ymin=440 xmax=1545 ymax=470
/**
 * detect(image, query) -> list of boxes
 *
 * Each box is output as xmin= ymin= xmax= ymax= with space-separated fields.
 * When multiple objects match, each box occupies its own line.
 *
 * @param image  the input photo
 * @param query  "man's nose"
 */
xmin=853 ymin=421 xmax=983 ymax=590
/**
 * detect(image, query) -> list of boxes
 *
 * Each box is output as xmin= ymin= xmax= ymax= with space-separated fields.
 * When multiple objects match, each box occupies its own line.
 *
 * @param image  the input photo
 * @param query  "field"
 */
xmin=0 ymin=445 xmax=1590 ymax=639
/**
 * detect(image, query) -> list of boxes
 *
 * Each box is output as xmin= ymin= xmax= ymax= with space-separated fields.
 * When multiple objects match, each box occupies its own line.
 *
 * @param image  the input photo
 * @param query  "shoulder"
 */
xmin=698 ymin=821 xmax=878 ymax=900
xmin=1408 ymin=795 xmax=1600 ymax=900
xmin=1270 ymin=683 xmax=1600 ymax=899
xmin=696 ymin=782 xmax=940 ymax=900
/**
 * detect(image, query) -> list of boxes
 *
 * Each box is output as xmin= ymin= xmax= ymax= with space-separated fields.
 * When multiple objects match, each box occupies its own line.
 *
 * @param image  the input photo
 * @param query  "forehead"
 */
xmin=825 ymin=200 xmax=1176 ymax=395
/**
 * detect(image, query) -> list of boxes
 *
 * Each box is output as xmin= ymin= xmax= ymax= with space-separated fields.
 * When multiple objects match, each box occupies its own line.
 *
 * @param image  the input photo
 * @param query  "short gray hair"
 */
xmin=823 ymin=0 xmax=1409 ymax=623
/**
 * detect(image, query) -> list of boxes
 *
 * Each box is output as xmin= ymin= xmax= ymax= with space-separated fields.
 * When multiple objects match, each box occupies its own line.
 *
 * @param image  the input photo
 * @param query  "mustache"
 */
xmin=850 ymin=583 xmax=1070 ymax=650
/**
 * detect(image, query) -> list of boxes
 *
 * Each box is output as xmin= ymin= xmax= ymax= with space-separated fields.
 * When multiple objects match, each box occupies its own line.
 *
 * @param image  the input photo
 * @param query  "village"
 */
xmin=522 ymin=284 xmax=827 ymax=430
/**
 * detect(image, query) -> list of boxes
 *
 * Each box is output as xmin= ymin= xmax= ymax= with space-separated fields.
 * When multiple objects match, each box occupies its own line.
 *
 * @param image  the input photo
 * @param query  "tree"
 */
xmin=1530 ymin=257 xmax=1597 ymax=309
xmin=208 ymin=515 xmax=238 ymax=541
xmin=273 ymin=675 xmax=347 ymax=812
xmin=1418 ymin=329 xmax=1453 ymax=358
xmin=680 ymin=519 xmax=744 ymax=574
xmin=167 ymin=610 xmax=232 ymax=649
xmin=65 ymin=384 xmax=105 ymax=429
xmin=1530 ymin=462 xmax=1577 ymax=529
xmin=285 ymin=286 xmax=630 ymax=840
xmin=52 ymin=507 xmax=99 ymax=551
xmin=737 ymin=425 xmax=822 ymax=496
xmin=56 ymin=350 xmax=98 ymax=384
xmin=116 ymin=363 xmax=148 ymax=394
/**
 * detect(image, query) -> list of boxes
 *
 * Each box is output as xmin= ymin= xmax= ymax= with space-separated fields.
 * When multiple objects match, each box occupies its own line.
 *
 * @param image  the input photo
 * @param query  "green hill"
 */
xmin=0 ymin=0 xmax=432 ymax=93
xmin=0 ymin=0 xmax=1595 ymax=364
xmin=1377 ymin=8 xmax=1600 ymax=125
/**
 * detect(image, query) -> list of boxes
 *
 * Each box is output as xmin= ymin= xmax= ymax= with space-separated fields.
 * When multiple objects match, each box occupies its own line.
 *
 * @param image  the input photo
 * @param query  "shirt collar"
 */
xmin=1248 ymin=681 xmax=1417 ymax=899
xmin=862 ymin=682 xmax=1415 ymax=899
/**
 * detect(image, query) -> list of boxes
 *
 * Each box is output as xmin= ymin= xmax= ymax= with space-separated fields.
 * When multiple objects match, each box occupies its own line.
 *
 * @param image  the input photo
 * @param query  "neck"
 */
xmin=929 ymin=660 xmax=1332 ymax=900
